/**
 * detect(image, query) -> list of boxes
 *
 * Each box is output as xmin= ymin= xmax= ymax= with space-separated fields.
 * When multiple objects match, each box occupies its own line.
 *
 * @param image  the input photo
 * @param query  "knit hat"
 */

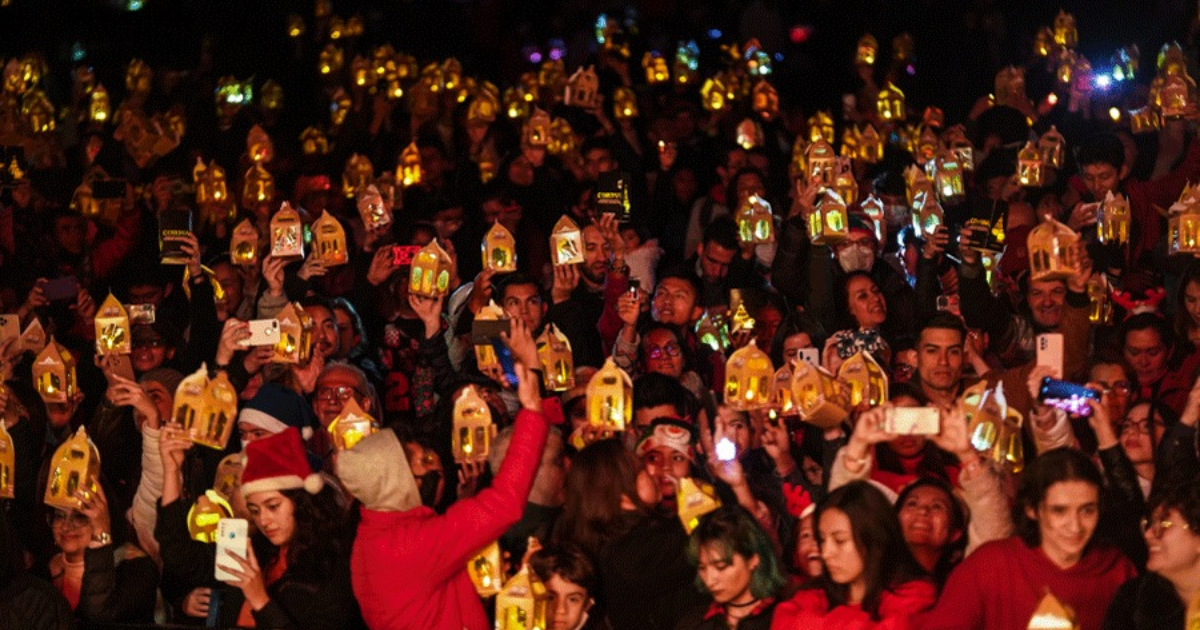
xmin=140 ymin=368 xmax=184 ymax=396
xmin=635 ymin=418 xmax=696 ymax=460
xmin=846 ymin=214 xmax=877 ymax=242
xmin=240 ymin=427 xmax=324 ymax=497
xmin=237 ymin=383 xmax=317 ymax=440
xmin=335 ymin=427 xmax=421 ymax=512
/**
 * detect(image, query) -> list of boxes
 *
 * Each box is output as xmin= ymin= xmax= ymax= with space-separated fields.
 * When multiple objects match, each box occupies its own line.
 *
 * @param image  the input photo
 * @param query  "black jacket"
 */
xmin=1103 ymin=573 xmax=1186 ymax=630
xmin=599 ymin=512 xmax=707 ymax=630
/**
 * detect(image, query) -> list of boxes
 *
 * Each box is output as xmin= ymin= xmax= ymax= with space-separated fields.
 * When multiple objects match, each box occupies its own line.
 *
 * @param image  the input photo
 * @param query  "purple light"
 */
xmin=906 ymin=64 xmax=916 ymax=75
xmin=530 ymin=52 xmax=543 ymax=63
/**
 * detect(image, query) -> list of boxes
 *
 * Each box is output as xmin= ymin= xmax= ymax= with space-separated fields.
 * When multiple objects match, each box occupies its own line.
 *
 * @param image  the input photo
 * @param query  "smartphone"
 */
xmin=92 ymin=179 xmax=126 ymax=199
xmin=798 ymin=348 xmax=820 ymax=365
xmin=0 ymin=314 xmax=18 ymax=345
xmin=471 ymin=318 xmax=511 ymax=345
xmin=627 ymin=278 xmax=641 ymax=296
xmin=239 ymin=319 xmax=280 ymax=347
xmin=1039 ymin=377 xmax=1100 ymax=417
xmin=885 ymin=407 xmax=941 ymax=435
xmin=102 ymin=354 xmax=135 ymax=383
xmin=1036 ymin=333 xmax=1064 ymax=379
xmin=127 ymin=303 xmax=155 ymax=325
xmin=936 ymin=295 xmax=959 ymax=312
xmin=214 ymin=518 xmax=248 ymax=582
xmin=596 ymin=171 xmax=631 ymax=222
xmin=43 ymin=276 xmax=80 ymax=302
xmin=392 ymin=245 xmax=420 ymax=266
xmin=490 ymin=338 xmax=519 ymax=388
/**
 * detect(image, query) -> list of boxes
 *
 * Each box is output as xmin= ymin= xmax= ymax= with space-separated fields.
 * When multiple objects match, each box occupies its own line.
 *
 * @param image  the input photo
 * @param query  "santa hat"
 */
xmin=238 ymin=383 xmax=317 ymax=440
xmin=240 ymin=427 xmax=324 ymax=497
xmin=635 ymin=417 xmax=696 ymax=460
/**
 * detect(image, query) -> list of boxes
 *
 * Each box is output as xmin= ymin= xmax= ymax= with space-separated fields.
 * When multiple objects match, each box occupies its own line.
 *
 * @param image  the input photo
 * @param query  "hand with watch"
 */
xmin=75 ymin=479 xmax=112 ymax=549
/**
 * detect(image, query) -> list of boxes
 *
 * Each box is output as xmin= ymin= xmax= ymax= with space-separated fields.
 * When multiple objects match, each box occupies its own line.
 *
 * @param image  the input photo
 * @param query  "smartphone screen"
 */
xmin=1038 ymin=377 xmax=1099 ymax=417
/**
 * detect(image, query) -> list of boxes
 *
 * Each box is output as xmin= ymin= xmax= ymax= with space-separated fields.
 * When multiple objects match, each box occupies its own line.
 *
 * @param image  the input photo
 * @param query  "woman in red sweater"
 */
xmin=922 ymin=447 xmax=1138 ymax=630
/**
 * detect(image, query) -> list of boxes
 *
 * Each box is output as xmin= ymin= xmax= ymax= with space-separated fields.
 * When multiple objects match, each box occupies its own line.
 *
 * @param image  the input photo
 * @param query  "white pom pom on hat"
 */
xmin=240 ymin=427 xmax=324 ymax=498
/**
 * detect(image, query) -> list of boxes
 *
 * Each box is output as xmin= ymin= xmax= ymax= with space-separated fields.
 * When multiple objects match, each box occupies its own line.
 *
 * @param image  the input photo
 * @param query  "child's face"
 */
xmin=620 ymin=227 xmax=641 ymax=252
xmin=545 ymin=574 xmax=591 ymax=630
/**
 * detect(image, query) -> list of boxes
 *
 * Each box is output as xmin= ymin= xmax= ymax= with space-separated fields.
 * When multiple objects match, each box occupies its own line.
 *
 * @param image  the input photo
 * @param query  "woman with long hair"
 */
xmin=772 ymin=481 xmax=935 ymax=629
xmin=678 ymin=506 xmax=787 ymax=630
xmin=553 ymin=438 xmax=705 ymax=630
xmin=823 ymin=271 xmax=891 ymax=373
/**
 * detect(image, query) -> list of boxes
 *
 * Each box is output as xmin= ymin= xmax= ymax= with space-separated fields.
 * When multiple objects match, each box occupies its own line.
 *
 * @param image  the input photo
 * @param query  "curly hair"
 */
xmin=252 ymin=486 xmax=347 ymax=581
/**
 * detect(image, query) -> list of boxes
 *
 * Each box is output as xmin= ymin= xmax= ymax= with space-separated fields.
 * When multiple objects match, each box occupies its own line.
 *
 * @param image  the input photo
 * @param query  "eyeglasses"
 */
xmin=1140 ymin=517 xmax=1190 ymax=537
xmin=645 ymin=343 xmax=681 ymax=360
xmin=1118 ymin=419 xmax=1164 ymax=435
xmin=316 ymin=385 xmax=364 ymax=403
xmin=48 ymin=510 xmax=90 ymax=529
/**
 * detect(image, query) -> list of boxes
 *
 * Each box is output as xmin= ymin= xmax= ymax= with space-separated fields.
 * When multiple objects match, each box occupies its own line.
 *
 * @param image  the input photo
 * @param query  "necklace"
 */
xmin=726 ymin=597 xmax=761 ymax=609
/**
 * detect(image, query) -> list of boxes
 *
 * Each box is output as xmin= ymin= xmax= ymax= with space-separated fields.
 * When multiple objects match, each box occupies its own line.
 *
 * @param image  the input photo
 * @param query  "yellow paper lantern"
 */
xmin=1169 ymin=184 xmax=1200 ymax=256
xmin=1028 ymin=216 xmax=1078 ymax=282
xmin=230 ymin=219 xmax=259 ymax=267
xmin=342 ymin=153 xmax=375 ymax=199
xmin=587 ymin=358 xmax=632 ymax=432
xmin=94 ymin=294 xmax=131 ymax=356
xmin=860 ymin=195 xmax=886 ymax=243
xmin=496 ymin=566 xmax=549 ymax=630
xmin=911 ymin=191 xmax=944 ymax=239
xmin=736 ymin=118 xmax=762 ymax=151
xmin=537 ymin=324 xmax=575 ymax=392
xmin=269 ymin=202 xmax=304 ymax=261
xmin=550 ymin=216 xmax=584 ymax=265
xmin=904 ymin=164 xmax=936 ymax=206
xmin=33 ymin=337 xmax=76 ymax=404
xmin=319 ymin=44 xmax=344 ymax=76
xmin=856 ymin=34 xmax=878 ymax=66
xmin=612 ymin=87 xmax=638 ymax=120
xmin=962 ymin=381 xmax=1025 ymax=474
xmin=469 ymin=91 xmax=499 ymax=125
xmin=397 ymin=142 xmax=422 ymax=188
xmin=21 ymin=319 xmax=47 ymax=355
xmin=876 ymin=81 xmax=906 ymax=121
xmin=300 ymin=127 xmax=331 ymax=156
xmin=933 ymin=153 xmax=965 ymax=204
xmin=242 ymin=162 xmax=275 ymax=208
xmin=525 ymin=108 xmax=552 ymax=147
xmin=44 ymin=427 xmax=100 ymax=511
xmin=833 ymin=158 xmax=859 ymax=206
xmin=409 ymin=239 xmax=454 ymax=298
xmin=313 ymin=212 xmax=349 ymax=267
xmin=837 ymin=350 xmax=889 ymax=407
xmin=809 ymin=189 xmax=849 ymax=245
xmin=1053 ymin=10 xmax=1078 ymax=49
xmin=328 ymin=398 xmax=377 ymax=451
xmin=1038 ymin=126 xmax=1066 ymax=170
xmin=805 ymin=138 xmax=837 ymax=187
xmin=1017 ymin=142 xmax=1045 ymax=187
xmin=700 ymin=77 xmax=727 ymax=112
xmin=724 ymin=340 xmax=774 ymax=410
xmin=643 ymin=52 xmax=669 ymax=84
xmin=453 ymin=385 xmax=495 ymax=463
xmin=752 ymin=81 xmax=779 ymax=121
xmin=194 ymin=372 xmax=237 ymax=450
xmin=771 ymin=363 xmax=795 ymax=415
xmin=483 ymin=221 xmax=518 ymax=273
xmin=678 ymin=477 xmax=721 ymax=534
xmin=808 ymin=111 xmax=835 ymax=145
xmin=187 ymin=489 xmax=233 ymax=543
xmin=1027 ymin=591 xmax=1080 ymax=630
xmin=0 ymin=419 xmax=14 ymax=498
xmin=474 ymin=300 xmax=505 ymax=370
xmin=790 ymin=361 xmax=849 ymax=430
xmin=172 ymin=365 xmax=208 ymax=430
xmin=1160 ymin=74 xmax=1197 ymax=119
xmin=1088 ymin=274 xmax=1113 ymax=325
xmin=193 ymin=158 xmax=228 ymax=206
xmin=735 ymin=194 xmax=774 ymax=245
xmin=89 ymin=84 xmax=110 ymax=123
xmin=468 ymin=541 xmax=504 ymax=597
xmin=564 ymin=65 xmax=600 ymax=109
xmin=1097 ymin=191 xmax=1130 ymax=246
xmin=858 ymin=124 xmax=883 ymax=164
xmin=273 ymin=303 xmax=315 ymax=365
xmin=357 ymin=184 xmax=391 ymax=231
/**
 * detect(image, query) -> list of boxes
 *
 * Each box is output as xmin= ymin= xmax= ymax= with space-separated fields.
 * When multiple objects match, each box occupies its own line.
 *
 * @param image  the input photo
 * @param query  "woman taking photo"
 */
xmin=678 ymin=506 xmax=787 ymax=630
xmin=823 ymin=271 xmax=891 ymax=374
xmin=772 ymin=481 xmax=935 ymax=629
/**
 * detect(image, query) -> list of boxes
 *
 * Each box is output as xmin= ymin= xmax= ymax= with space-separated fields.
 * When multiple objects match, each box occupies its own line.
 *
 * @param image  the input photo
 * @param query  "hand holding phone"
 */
xmin=1036 ymin=333 xmax=1064 ymax=379
xmin=1038 ymin=377 xmax=1100 ymax=417
xmin=238 ymin=319 xmax=280 ymax=347
xmin=884 ymin=407 xmax=941 ymax=435
xmin=214 ymin=518 xmax=248 ymax=582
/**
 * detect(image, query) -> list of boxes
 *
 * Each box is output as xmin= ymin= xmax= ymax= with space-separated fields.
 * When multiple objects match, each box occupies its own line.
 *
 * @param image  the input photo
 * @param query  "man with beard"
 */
xmin=301 ymin=296 xmax=342 ymax=361
xmin=544 ymin=217 xmax=623 ymax=368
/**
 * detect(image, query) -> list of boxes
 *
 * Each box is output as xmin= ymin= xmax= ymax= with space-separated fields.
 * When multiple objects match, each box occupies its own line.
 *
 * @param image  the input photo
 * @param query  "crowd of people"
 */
xmin=1 ymin=2 xmax=1199 ymax=630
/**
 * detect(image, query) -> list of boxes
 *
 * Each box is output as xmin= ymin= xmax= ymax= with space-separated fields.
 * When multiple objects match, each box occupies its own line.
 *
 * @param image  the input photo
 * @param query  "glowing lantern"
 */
xmin=1053 ymin=10 xmax=1078 ymax=49
xmin=483 ymin=221 xmax=517 ymax=272
xmin=299 ymin=127 xmax=330 ymax=156
xmin=313 ymin=212 xmax=348 ymax=266
xmin=752 ymin=81 xmax=779 ymax=121
xmin=453 ymin=386 xmax=495 ymax=463
xmin=724 ymin=340 xmax=774 ymax=410
xmin=836 ymin=351 xmax=888 ymax=407
xmin=1097 ymin=191 xmax=1130 ymax=246
xmin=771 ymin=363 xmax=795 ymax=414
xmin=1129 ymin=107 xmax=1160 ymax=134
xmin=1027 ymin=592 xmax=1079 ymax=630
xmin=230 ymin=219 xmax=259 ymax=267
xmin=860 ymin=195 xmax=886 ymax=243
xmin=833 ymin=158 xmax=859 ymax=206
xmin=1038 ymin=126 xmax=1066 ymax=170
xmin=269 ymin=202 xmax=304 ymax=261
xmin=172 ymin=365 xmax=208 ymax=431
xmin=840 ymin=126 xmax=860 ymax=160
xmin=911 ymin=192 xmax=944 ymax=239
xmin=678 ymin=477 xmax=721 ymax=534
xmin=736 ymin=118 xmax=763 ymax=150
xmin=810 ymin=190 xmax=849 ymax=245
xmin=44 ymin=427 xmax=100 ymax=511
xmin=806 ymin=138 xmax=837 ymax=187
xmin=34 ymin=337 xmax=76 ymax=404
xmin=318 ymin=44 xmax=344 ymax=76
xmin=124 ymin=58 xmax=151 ymax=100
xmin=564 ymin=65 xmax=599 ymax=109
xmin=587 ymin=358 xmax=632 ymax=433
xmin=328 ymin=399 xmax=376 ymax=451
xmin=0 ymin=419 xmax=12 ymax=499
xmin=1088 ymin=274 xmax=1113 ymax=325
xmin=730 ymin=302 xmax=755 ymax=335
xmin=904 ymin=164 xmax=935 ymax=206
xmin=357 ymin=184 xmax=390 ymax=230
xmin=342 ymin=153 xmax=374 ymax=199
xmin=613 ymin=87 xmax=638 ymax=120
xmin=695 ymin=310 xmax=730 ymax=352
xmin=397 ymin=142 xmax=422 ymax=188
xmin=700 ymin=77 xmax=727 ymax=112
xmin=643 ymin=52 xmax=669 ymax=84
xmin=193 ymin=158 xmax=228 ymax=206
xmin=504 ymin=87 xmax=529 ymax=119
xmin=1034 ymin=28 xmax=1053 ymax=57
xmin=858 ymin=125 xmax=883 ymax=164
xmin=195 ymin=372 xmax=237 ymax=450
xmin=409 ymin=239 xmax=454 ymax=298
xmin=261 ymin=80 xmax=283 ymax=112
xmin=876 ymin=81 xmax=906 ymax=121
xmin=187 ymin=490 xmax=233 ymax=543
xmin=94 ymin=294 xmax=131 ymax=356
xmin=22 ymin=90 xmax=54 ymax=133
xmin=1017 ymin=142 xmax=1044 ymax=187
xmin=915 ymin=126 xmax=941 ymax=165
xmin=550 ymin=216 xmax=584 ymax=265
xmin=1160 ymin=75 xmax=1196 ymax=119
xmin=995 ymin=66 xmax=1027 ymax=103
xmin=495 ymin=566 xmax=549 ymax=630
xmin=537 ymin=59 xmax=564 ymax=97
xmin=674 ymin=40 xmax=700 ymax=86
xmin=525 ymin=108 xmax=552 ymax=147
xmin=469 ymin=91 xmax=499 ymax=125
xmin=961 ymin=382 xmax=1024 ymax=476
xmin=735 ymin=194 xmax=774 ymax=245
xmin=242 ymin=162 xmax=275 ymax=207
xmin=330 ymin=88 xmax=351 ymax=126
xmin=1169 ymin=185 xmax=1200 ymax=255
xmin=285 ymin=14 xmax=305 ymax=38
xmin=273 ymin=303 xmax=314 ymax=365
xmin=790 ymin=361 xmax=849 ymax=430
xmin=474 ymin=301 xmax=505 ymax=369
xmin=1028 ymin=216 xmax=1078 ymax=282
xmin=808 ymin=111 xmax=835 ymax=144
xmin=89 ymin=84 xmax=110 ymax=123
xmin=856 ymin=34 xmax=878 ymax=66
xmin=350 ymin=55 xmax=371 ymax=87
xmin=537 ymin=324 xmax=575 ymax=392
xmin=468 ymin=541 xmax=503 ymax=597
xmin=790 ymin=137 xmax=808 ymax=181
xmin=933 ymin=153 xmax=965 ymax=204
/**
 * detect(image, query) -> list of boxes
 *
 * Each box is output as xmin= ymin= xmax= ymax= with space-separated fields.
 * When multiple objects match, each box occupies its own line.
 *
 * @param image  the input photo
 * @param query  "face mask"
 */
xmin=417 ymin=471 xmax=442 ymax=507
xmin=837 ymin=245 xmax=875 ymax=273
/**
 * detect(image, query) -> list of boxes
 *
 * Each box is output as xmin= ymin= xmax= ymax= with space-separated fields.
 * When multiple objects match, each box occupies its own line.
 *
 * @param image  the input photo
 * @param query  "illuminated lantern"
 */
xmin=735 ymin=194 xmax=774 ymax=245
xmin=858 ymin=124 xmax=883 ymax=164
xmin=344 ymin=14 xmax=364 ymax=38
xmin=0 ymin=416 xmax=11 ymax=497
xmin=537 ymin=324 xmax=575 ymax=392
xmin=285 ymin=14 xmax=305 ymax=38
xmin=194 ymin=372 xmax=237 ymax=450
xmin=44 ymin=427 xmax=100 ymax=511
xmin=193 ymin=158 xmax=228 ymax=206
xmin=409 ymin=239 xmax=454 ymax=298
xmin=33 ymin=337 xmax=76 ymax=404
xmin=242 ymin=162 xmax=275 ymax=207
xmin=643 ymin=52 xmax=669 ymax=84
xmin=1028 ymin=216 xmax=1078 ymax=282
xmin=357 ymin=184 xmax=390 ymax=230
xmin=700 ymin=77 xmax=727 ymax=112
xmin=730 ymin=302 xmax=755 ymax=335
xmin=808 ymin=111 xmax=835 ymax=144
xmin=21 ymin=319 xmax=46 ymax=355
xmin=483 ymin=221 xmax=517 ymax=272
xmin=911 ymin=191 xmax=944 ymax=239
xmin=546 ymin=118 xmax=576 ymax=156
xmin=342 ymin=153 xmax=374 ymax=199
xmin=933 ymin=153 xmax=965 ymax=204
xmin=230 ymin=219 xmax=259 ymax=267
xmin=860 ymin=195 xmax=886 ymax=243
xmin=1128 ymin=107 xmax=1162 ymax=134
xmin=876 ymin=81 xmax=906 ymax=121
xmin=350 ymin=55 xmax=371 ymax=87
xmin=678 ymin=477 xmax=721 ymax=534
xmin=468 ymin=541 xmax=503 ymax=597
xmin=1034 ymin=27 xmax=1054 ymax=57
xmin=330 ymin=88 xmax=351 ymax=127
xmin=477 ymin=145 xmax=500 ymax=184
xmin=724 ymin=340 xmax=774 ymax=410
xmin=587 ymin=358 xmax=632 ymax=432
xmin=695 ymin=310 xmax=730 ymax=352
xmin=1053 ymin=10 xmax=1078 ymax=49
xmin=313 ymin=212 xmax=348 ymax=266
xmin=1017 ymin=142 xmax=1044 ymax=187
xmin=474 ymin=301 xmax=505 ymax=369
xmin=613 ymin=87 xmax=638 ymax=120
xmin=809 ymin=189 xmax=849 ymax=245
xmin=1168 ymin=185 xmax=1200 ymax=255
xmin=840 ymin=126 xmax=860 ymax=160
xmin=904 ymin=164 xmax=935 ymax=206
xmin=453 ymin=386 xmax=495 ymax=464
xmin=736 ymin=118 xmax=762 ymax=151
xmin=328 ymin=15 xmax=345 ymax=39
xmin=789 ymin=137 xmax=808 ymax=181
xmin=94 ymin=294 xmax=131 ymax=355
xmin=1160 ymin=75 xmax=1196 ymax=119
xmin=752 ymin=81 xmax=779 ymax=121
xmin=915 ymin=126 xmax=940 ymax=165
xmin=837 ymin=351 xmax=888 ymax=407
xmin=299 ymin=127 xmax=330 ymax=156
xmin=273 ymin=303 xmax=314 ymax=364
xmin=790 ymin=361 xmax=849 ymax=429
xmin=1097 ymin=191 xmax=1130 ymax=246
xmin=2 ymin=58 xmax=24 ymax=94
xmin=1088 ymin=274 xmax=1113 ymax=325
xmin=496 ymin=565 xmax=549 ymax=630
xmin=806 ymin=138 xmax=837 ymax=187
xmin=537 ymin=59 xmax=564 ymax=98
xmin=1039 ymin=126 xmax=1066 ymax=170
xmin=771 ymin=363 xmax=795 ymax=414
xmin=269 ymin=202 xmax=304 ymax=261
xmin=89 ymin=84 xmax=110 ymax=123
xmin=856 ymin=34 xmax=878 ymax=66
xmin=833 ymin=158 xmax=859 ymax=206
xmin=328 ymin=399 xmax=376 ymax=451
xmin=469 ymin=91 xmax=499 ymax=125
xmin=564 ymin=65 xmax=599 ymax=108
xmin=550 ymin=215 xmax=585 ymax=265
xmin=1055 ymin=49 xmax=1077 ymax=85
xmin=397 ymin=142 xmax=422 ymax=188
xmin=261 ymin=80 xmax=284 ymax=112
xmin=1027 ymin=592 xmax=1079 ymax=630
xmin=674 ymin=40 xmax=700 ymax=86
xmin=187 ymin=490 xmax=233 ymax=543
xmin=961 ymin=382 xmax=1024 ymax=476
xmin=172 ymin=365 xmax=208 ymax=431
xmin=318 ymin=44 xmax=344 ymax=76
xmin=21 ymin=90 xmax=54 ymax=133
xmin=525 ymin=108 xmax=552 ymax=147
xmin=125 ymin=58 xmax=151 ymax=100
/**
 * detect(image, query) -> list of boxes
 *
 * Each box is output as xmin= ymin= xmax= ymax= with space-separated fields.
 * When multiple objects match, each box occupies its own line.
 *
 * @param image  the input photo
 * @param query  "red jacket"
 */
xmin=350 ymin=409 xmax=549 ymax=630
xmin=920 ymin=536 xmax=1137 ymax=630
xmin=770 ymin=580 xmax=936 ymax=630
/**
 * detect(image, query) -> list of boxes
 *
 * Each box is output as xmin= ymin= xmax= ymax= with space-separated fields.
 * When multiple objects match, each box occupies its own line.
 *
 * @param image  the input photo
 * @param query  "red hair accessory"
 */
xmin=782 ymin=482 xmax=814 ymax=519
xmin=1111 ymin=287 xmax=1166 ymax=318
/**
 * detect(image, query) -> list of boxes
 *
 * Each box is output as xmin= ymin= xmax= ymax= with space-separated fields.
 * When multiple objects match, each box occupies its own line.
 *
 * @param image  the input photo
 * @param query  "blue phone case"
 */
xmin=491 ymin=339 xmax=519 ymax=388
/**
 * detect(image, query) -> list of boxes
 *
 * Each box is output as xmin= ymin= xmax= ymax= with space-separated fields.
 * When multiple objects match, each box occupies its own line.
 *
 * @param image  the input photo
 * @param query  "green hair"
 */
xmin=687 ymin=506 xmax=786 ymax=600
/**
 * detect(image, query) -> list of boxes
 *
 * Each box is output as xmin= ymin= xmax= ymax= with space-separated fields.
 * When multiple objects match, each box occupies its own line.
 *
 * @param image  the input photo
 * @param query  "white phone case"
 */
xmin=1036 ymin=333 xmax=1065 ymax=379
xmin=239 ymin=319 xmax=280 ymax=347
xmin=0 ymin=314 xmax=18 ymax=344
xmin=214 ymin=518 xmax=248 ymax=582
xmin=798 ymin=348 xmax=820 ymax=365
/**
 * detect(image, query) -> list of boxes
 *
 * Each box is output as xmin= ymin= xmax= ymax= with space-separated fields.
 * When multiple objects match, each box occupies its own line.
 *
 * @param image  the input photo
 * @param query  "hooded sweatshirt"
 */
xmin=338 ymin=409 xmax=549 ymax=630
